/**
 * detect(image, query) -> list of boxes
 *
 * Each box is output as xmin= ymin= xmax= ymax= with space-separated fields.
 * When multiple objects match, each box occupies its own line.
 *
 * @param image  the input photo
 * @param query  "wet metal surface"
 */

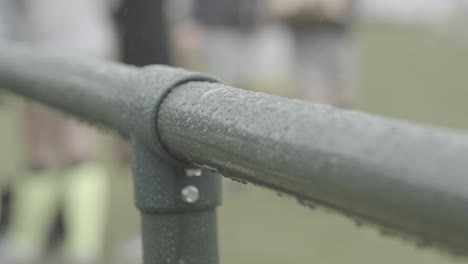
xmin=0 ymin=44 xmax=218 ymax=164
xmin=132 ymin=140 xmax=220 ymax=264
xmin=1 ymin=44 xmax=468 ymax=256
xmin=159 ymin=81 xmax=468 ymax=254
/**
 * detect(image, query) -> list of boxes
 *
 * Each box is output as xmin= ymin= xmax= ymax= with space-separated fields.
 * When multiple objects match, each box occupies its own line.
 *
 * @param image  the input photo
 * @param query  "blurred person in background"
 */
xmin=172 ymin=0 xmax=293 ymax=97
xmin=0 ymin=0 xmax=116 ymax=263
xmin=265 ymin=0 xmax=356 ymax=107
xmin=173 ymin=0 xmax=355 ymax=106
xmin=173 ymin=0 xmax=260 ymax=84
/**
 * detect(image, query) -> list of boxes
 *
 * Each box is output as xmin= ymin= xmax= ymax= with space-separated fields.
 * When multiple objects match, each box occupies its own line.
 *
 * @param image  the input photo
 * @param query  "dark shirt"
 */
xmin=192 ymin=0 xmax=260 ymax=30
xmin=117 ymin=0 xmax=172 ymax=66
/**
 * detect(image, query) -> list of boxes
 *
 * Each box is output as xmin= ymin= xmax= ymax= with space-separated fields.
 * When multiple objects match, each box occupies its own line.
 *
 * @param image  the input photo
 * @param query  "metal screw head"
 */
xmin=185 ymin=168 xmax=202 ymax=177
xmin=181 ymin=185 xmax=200 ymax=203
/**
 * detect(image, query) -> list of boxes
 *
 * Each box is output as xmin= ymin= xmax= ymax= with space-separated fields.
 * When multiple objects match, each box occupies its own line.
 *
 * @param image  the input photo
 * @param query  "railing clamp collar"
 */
xmin=128 ymin=65 xmax=220 ymax=165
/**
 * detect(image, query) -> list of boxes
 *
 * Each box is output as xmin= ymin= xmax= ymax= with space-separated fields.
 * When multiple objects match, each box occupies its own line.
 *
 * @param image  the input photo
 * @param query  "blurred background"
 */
xmin=0 ymin=0 xmax=468 ymax=263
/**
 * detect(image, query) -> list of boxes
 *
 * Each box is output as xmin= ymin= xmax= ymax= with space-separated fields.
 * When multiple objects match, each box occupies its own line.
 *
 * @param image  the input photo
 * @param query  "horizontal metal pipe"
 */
xmin=158 ymin=81 xmax=468 ymax=254
xmin=0 ymin=44 xmax=139 ymax=134
xmin=2 ymin=44 xmax=468 ymax=253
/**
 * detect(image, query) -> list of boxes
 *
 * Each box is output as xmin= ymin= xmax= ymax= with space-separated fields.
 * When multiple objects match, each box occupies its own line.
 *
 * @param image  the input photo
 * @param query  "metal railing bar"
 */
xmin=1 ymin=44 xmax=468 ymax=255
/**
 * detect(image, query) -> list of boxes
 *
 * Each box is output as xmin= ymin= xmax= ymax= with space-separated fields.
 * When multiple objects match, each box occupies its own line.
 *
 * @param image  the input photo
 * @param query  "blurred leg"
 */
xmin=293 ymin=24 xmax=355 ymax=107
xmin=199 ymin=27 xmax=244 ymax=85
xmin=56 ymin=118 xmax=109 ymax=263
xmin=25 ymin=106 xmax=63 ymax=169
xmin=245 ymin=23 xmax=295 ymax=97
xmin=3 ymin=107 xmax=63 ymax=263
xmin=5 ymin=169 xmax=61 ymax=261
xmin=62 ymin=162 xmax=109 ymax=264
xmin=59 ymin=119 xmax=97 ymax=165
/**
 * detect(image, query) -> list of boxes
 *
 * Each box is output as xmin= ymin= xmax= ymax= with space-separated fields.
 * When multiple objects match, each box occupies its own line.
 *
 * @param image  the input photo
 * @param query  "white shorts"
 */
xmin=199 ymin=22 xmax=354 ymax=97
xmin=292 ymin=25 xmax=355 ymax=95
xmin=200 ymin=24 xmax=292 ymax=86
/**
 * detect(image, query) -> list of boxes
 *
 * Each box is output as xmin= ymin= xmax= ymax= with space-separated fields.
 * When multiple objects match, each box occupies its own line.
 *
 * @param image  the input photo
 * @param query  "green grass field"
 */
xmin=2 ymin=23 xmax=468 ymax=264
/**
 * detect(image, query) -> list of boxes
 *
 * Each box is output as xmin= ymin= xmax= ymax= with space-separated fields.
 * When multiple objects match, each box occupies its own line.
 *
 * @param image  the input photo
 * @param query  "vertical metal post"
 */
xmin=131 ymin=139 xmax=222 ymax=264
